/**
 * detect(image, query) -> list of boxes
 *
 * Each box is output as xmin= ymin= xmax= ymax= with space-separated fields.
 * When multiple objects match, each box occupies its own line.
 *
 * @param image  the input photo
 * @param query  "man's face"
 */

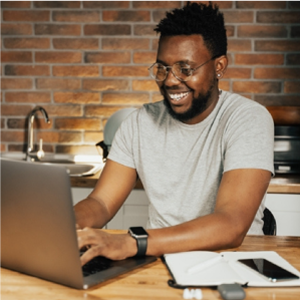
xmin=156 ymin=35 xmax=219 ymax=124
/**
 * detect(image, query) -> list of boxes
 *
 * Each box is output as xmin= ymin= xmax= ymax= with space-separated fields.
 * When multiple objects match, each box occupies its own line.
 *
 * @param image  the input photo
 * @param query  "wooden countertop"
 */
xmin=1 ymin=235 xmax=300 ymax=300
xmin=71 ymin=172 xmax=300 ymax=194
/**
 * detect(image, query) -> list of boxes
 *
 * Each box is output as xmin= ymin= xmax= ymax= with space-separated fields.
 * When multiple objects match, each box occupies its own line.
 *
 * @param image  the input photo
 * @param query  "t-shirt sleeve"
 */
xmin=223 ymin=105 xmax=274 ymax=175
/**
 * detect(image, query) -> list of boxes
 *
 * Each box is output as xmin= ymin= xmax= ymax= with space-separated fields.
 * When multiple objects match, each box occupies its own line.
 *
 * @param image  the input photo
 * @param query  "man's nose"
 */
xmin=164 ymin=68 xmax=181 ymax=86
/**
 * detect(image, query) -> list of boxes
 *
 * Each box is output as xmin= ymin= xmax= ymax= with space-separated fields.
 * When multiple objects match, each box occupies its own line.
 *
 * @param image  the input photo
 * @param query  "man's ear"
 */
xmin=215 ymin=55 xmax=228 ymax=79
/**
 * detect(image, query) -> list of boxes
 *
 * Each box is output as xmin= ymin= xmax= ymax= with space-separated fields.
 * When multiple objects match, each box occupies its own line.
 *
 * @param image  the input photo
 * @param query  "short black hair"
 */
xmin=154 ymin=2 xmax=227 ymax=57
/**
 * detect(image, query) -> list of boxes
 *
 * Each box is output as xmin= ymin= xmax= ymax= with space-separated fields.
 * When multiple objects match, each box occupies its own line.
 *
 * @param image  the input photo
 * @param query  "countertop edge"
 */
xmin=70 ymin=172 xmax=300 ymax=194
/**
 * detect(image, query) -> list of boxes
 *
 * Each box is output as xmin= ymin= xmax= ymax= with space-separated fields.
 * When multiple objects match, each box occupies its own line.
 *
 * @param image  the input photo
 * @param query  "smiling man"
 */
xmin=75 ymin=2 xmax=274 ymax=265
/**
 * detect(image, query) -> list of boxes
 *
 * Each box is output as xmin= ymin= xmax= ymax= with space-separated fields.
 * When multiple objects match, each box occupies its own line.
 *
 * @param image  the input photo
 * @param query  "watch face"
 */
xmin=130 ymin=227 xmax=148 ymax=236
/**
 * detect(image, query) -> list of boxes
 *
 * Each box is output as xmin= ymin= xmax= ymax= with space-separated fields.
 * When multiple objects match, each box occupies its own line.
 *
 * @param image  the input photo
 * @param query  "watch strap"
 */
xmin=136 ymin=235 xmax=147 ymax=257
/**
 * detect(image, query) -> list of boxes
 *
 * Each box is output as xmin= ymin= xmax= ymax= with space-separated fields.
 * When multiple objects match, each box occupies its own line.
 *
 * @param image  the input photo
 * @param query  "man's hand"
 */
xmin=77 ymin=228 xmax=137 ymax=266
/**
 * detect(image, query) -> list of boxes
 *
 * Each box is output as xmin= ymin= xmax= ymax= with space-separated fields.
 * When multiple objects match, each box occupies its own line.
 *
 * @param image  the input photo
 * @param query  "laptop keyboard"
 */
xmin=81 ymin=252 xmax=112 ymax=277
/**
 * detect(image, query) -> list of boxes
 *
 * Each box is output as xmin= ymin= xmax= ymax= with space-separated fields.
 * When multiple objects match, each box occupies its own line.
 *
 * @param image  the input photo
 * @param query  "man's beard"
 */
xmin=163 ymin=84 xmax=214 ymax=123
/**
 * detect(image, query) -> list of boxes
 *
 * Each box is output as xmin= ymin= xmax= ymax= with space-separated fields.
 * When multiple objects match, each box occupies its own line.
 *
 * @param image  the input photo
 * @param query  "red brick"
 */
xmin=289 ymin=2 xmax=300 ymax=9
xmin=133 ymin=1 xmax=180 ymax=9
xmin=219 ymin=80 xmax=230 ymax=92
xmin=152 ymin=92 xmax=164 ymax=103
xmin=102 ymin=38 xmax=149 ymax=50
xmin=55 ymin=118 xmax=101 ymax=130
xmin=36 ymin=78 xmax=81 ymax=90
xmin=4 ymin=38 xmax=50 ymax=49
xmin=153 ymin=11 xmax=168 ymax=23
xmin=102 ymin=38 xmax=150 ymax=50
xmin=1 ymin=78 xmax=33 ymax=90
xmin=1 ymin=23 xmax=32 ymax=35
xmin=103 ymin=11 xmax=150 ymax=22
xmin=223 ymin=11 xmax=254 ymax=23
xmin=7 ymin=118 xmax=26 ymax=129
xmin=35 ymin=24 xmax=81 ymax=36
xmin=134 ymin=25 xmax=157 ymax=36
xmin=35 ymin=104 xmax=82 ymax=117
xmin=287 ymin=54 xmax=300 ymax=65
xmin=85 ymin=105 xmax=130 ymax=117
xmin=84 ymin=131 xmax=103 ymax=143
xmin=35 ymin=51 xmax=82 ymax=63
xmin=236 ymin=1 xmax=286 ymax=9
xmin=291 ymin=26 xmax=300 ymax=38
xmin=133 ymin=52 xmax=156 ymax=64
xmin=235 ymin=54 xmax=284 ymax=65
xmin=255 ymin=40 xmax=300 ymax=52
xmin=255 ymin=96 xmax=300 ymax=106
xmin=53 ymin=38 xmax=99 ymax=50
xmin=83 ymin=1 xmax=129 ymax=9
xmin=254 ymin=68 xmax=300 ymax=79
xmin=102 ymin=93 xmax=149 ymax=104
xmin=1 ymin=1 xmax=31 ymax=8
xmin=225 ymin=26 xmax=235 ymax=37
xmin=53 ymin=66 xmax=99 ymax=77
xmin=223 ymin=68 xmax=251 ymax=79
xmin=37 ymin=132 xmax=82 ymax=143
xmin=5 ymin=65 xmax=50 ymax=76
xmin=233 ymin=81 xmax=281 ymax=93
xmin=103 ymin=66 xmax=149 ymax=77
xmin=82 ymin=79 xmax=129 ymax=91
xmin=257 ymin=12 xmax=300 ymax=23
xmin=152 ymin=38 xmax=159 ymax=51
xmin=1 ymin=104 xmax=33 ymax=116
xmin=85 ymin=52 xmax=130 ymax=64
xmin=238 ymin=25 xmax=287 ymax=38
xmin=1 ymin=131 xmax=25 ymax=142
xmin=3 ymin=10 xmax=50 ymax=22
xmin=84 ymin=25 xmax=130 ymax=36
xmin=53 ymin=11 xmax=100 ymax=22
xmin=284 ymin=82 xmax=300 ymax=93
xmin=1 ymin=51 xmax=32 ymax=63
xmin=132 ymin=80 xmax=159 ymax=91
xmin=5 ymin=92 xmax=51 ymax=103
xmin=227 ymin=39 xmax=252 ymax=52
xmin=54 ymin=92 xmax=100 ymax=104
xmin=34 ymin=1 xmax=81 ymax=8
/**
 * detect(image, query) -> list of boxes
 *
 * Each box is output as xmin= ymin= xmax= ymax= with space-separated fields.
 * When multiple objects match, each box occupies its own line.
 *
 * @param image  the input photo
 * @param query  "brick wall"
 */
xmin=1 ymin=1 xmax=300 ymax=155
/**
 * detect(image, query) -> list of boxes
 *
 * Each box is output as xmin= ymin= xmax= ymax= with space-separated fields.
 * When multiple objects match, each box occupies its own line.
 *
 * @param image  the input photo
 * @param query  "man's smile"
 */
xmin=168 ymin=91 xmax=190 ymax=102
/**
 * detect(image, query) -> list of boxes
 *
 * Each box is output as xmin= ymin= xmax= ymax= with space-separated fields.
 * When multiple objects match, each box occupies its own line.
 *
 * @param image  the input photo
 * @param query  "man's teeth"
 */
xmin=169 ymin=92 xmax=189 ymax=101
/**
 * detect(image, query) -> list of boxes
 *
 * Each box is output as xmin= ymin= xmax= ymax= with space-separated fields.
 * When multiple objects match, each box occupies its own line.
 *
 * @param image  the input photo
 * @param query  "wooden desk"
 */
xmin=1 ymin=235 xmax=300 ymax=300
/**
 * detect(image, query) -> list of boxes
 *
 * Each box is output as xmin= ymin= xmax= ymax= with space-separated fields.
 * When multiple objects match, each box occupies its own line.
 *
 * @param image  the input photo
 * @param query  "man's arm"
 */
xmin=146 ymin=168 xmax=271 ymax=255
xmin=74 ymin=159 xmax=138 ymax=229
xmin=77 ymin=167 xmax=271 ymax=265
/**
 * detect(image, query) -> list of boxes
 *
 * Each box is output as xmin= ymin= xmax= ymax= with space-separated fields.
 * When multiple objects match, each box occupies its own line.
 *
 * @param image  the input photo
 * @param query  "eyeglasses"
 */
xmin=148 ymin=56 xmax=217 ymax=82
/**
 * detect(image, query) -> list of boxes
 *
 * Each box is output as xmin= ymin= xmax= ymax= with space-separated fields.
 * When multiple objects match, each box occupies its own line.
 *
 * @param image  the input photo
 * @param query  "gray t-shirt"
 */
xmin=108 ymin=91 xmax=274 ymax=234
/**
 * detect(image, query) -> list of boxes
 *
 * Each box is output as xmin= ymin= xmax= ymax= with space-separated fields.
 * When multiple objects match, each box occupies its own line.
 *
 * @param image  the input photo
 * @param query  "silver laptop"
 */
xmin=1 ymin=158 xmax=156 ymax=289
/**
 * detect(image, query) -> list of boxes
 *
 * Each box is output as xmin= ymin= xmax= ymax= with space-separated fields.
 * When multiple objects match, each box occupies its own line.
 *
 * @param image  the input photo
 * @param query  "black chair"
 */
xmin=262 ymin=207 xmax=277 ymax=236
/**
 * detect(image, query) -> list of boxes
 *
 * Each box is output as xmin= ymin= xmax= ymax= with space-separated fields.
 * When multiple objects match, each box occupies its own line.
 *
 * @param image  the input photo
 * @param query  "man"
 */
xmin=75 ymin=2 xmax=274 ymax=266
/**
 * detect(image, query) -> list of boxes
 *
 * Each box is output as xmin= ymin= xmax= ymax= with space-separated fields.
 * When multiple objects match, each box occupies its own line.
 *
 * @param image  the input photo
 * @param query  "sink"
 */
xmin=0 ymin=152 xmax=103 ymax=177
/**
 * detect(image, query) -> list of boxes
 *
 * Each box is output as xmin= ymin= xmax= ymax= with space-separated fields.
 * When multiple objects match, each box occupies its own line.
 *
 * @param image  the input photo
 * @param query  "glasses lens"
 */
xmin=173 ymin=63 xmax=192 ymax=81
xmin=150 ymin=64 xmax=166 ymax=81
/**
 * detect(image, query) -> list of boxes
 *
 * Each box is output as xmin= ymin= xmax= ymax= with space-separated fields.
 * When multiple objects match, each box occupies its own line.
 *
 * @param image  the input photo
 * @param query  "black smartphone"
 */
xmin=238 ymin=258 xmax=299 ymax=282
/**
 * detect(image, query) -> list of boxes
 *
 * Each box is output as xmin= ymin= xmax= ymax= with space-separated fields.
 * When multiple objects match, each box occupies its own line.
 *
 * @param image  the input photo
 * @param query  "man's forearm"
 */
xmin=74 ymin=197 xmax=110 ymax=229
xmin=146 ymin=212 xmax=248 ymax=257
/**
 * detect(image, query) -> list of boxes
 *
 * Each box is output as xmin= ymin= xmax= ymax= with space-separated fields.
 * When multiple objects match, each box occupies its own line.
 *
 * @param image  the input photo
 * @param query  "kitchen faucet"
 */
xmin=27 ymin=106 xmax=50 ymax=161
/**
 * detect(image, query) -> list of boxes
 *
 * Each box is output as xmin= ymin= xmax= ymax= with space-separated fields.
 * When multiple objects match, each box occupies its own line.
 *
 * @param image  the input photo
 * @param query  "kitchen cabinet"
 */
xmin=71 ymin=188 xmax=149 ymax=229
xmin=72 ymin=188 xmax=300 ymax=236
xmin=265 ymin=193 xmax=300 ymax=237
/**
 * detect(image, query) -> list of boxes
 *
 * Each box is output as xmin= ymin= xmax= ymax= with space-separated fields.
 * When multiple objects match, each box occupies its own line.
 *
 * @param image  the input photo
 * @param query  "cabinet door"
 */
xmin=71 ymin=187 xmax=93 ymax=205
xmin=107 ymin=190 xmax=150 ymax=229
xmin=265 ymin=193 xmax=300 ymax=236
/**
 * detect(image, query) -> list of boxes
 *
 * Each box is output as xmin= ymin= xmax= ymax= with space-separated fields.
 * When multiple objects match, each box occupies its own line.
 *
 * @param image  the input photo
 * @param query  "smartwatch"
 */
xmin=128 ymin=227 xmax=148 ymax=257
